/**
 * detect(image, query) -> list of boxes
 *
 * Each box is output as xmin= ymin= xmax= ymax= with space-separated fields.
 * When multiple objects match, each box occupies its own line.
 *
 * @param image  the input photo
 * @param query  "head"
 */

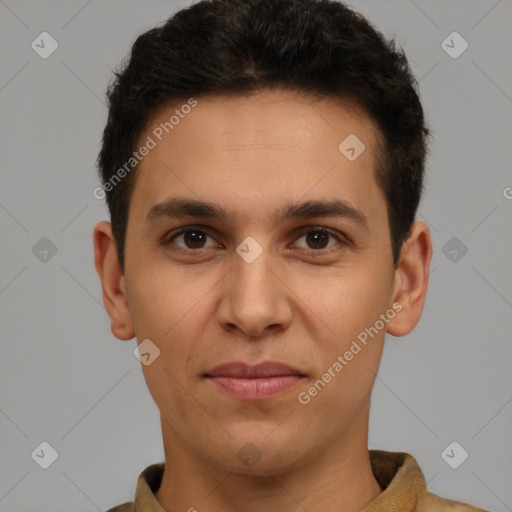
xmin=94 ymin=0 xmax=432 ymax=476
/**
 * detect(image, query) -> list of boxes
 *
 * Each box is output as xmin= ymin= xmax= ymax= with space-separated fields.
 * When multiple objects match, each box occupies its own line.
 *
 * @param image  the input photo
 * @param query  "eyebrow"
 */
xmin=146 ymin=197 xmax=368 ymax=229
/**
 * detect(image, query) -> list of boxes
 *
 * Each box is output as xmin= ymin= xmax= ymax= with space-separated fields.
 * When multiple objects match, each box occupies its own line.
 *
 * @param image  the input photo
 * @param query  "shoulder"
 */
xmin=104 ymin=502 xmax=134 ymax=512
xmin=417 ymin=490 xmax=490 ymax=512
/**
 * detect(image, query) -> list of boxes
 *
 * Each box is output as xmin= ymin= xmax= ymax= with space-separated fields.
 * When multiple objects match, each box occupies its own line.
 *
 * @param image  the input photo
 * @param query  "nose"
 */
xmin=216 ymin=246 xmax=293 ymax=338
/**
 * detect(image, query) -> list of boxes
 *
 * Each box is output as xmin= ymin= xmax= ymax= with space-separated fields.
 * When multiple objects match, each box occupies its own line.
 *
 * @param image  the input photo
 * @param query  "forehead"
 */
xmin=143 ymin=89 xmax=380 ymax=157
xmin=130 ymin=90 xmax=385 ymax=226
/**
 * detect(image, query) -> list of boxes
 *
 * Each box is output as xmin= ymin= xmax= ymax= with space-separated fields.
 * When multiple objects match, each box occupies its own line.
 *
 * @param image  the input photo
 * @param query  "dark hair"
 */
xmin=97 ymin=0 xmax=430 ymax=272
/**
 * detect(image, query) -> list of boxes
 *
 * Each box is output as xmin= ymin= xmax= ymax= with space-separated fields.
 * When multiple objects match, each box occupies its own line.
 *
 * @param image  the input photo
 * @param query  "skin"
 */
xmin=94 ymin=89 xmax=432 ymax=512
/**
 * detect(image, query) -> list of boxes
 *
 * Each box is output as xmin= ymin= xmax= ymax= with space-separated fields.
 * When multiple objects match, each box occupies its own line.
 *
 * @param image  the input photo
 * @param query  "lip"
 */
xmin=205 ymin=361 xmax=305 ymax=378
xmin=204 ymin=361 xmax=306 ymax=400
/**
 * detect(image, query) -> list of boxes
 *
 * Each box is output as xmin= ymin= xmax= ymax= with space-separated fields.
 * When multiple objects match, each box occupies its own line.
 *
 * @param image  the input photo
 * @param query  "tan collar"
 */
xmin=131 ymin=450 xmax=426 ymax=512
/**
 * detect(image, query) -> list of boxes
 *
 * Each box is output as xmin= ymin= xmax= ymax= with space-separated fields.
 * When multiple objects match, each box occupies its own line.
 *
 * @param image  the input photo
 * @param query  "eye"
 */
xmin=162 ymin=225 xmax=348 ymax=256
xmin=293 ymin=227 xmax=346 ymax=253
xmin=164 ymin=227 xmax=219 ymax=251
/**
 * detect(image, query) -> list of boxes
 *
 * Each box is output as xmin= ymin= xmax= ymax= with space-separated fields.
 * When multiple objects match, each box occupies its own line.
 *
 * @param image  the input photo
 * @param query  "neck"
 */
xmin=154 ymin=411 xmax=381 ymax=512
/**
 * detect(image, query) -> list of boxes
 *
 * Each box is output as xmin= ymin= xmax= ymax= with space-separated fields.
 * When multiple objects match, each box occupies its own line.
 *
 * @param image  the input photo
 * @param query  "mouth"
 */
xmin=203 ymin=361 xmax=306 ymax=400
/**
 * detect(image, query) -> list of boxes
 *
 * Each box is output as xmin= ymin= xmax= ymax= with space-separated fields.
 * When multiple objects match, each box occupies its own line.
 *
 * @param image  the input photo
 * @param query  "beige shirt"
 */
xmin=106 ymin=450 xmax=488 ymax=512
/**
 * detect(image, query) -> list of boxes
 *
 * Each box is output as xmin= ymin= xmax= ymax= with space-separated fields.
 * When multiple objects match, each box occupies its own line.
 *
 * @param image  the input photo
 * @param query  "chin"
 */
xmin=207 ymin=437 xmax=308 ymax=477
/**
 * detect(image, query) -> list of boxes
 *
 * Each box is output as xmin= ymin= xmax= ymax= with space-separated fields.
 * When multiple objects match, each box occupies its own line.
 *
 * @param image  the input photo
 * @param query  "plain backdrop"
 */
xmin=0 ymin=1 xmax=511 ymax=511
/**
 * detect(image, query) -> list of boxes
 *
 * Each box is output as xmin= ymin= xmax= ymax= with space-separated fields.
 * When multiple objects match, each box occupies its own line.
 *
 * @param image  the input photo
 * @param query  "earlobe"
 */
xmin=93 ymin=221 xmax=135 ymax=341
xmin=387 ymin=221 xmax=432 ymax=337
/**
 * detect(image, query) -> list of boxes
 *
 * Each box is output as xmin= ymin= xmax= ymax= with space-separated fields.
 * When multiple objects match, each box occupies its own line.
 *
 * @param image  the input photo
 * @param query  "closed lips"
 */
xmin=204 ymin=361 xmax=306 ymax=378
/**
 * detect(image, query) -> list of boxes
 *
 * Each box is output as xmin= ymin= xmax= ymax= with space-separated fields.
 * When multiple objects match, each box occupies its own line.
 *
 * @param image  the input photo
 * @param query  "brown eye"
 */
xmin=182 ymin=230 xmax=208 ymax=249
xmin=295 ymin=228 xmax=342 ymax=252
xmin=165 ymin=228 xmax=218 ymax=250
xmin=305 ymin=229 xmax=330 ymax=249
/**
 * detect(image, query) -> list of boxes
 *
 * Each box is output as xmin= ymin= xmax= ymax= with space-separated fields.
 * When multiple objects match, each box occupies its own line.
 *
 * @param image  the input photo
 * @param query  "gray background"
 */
xmin=0 ymin=0 xmax=511 ymax=511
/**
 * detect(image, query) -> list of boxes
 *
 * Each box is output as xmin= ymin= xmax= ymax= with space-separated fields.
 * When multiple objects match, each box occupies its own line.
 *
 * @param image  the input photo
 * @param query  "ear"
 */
xmin=387 ymin=221 xmax=432 ymax=337
xmin=93 ymin=221 xmax=135 ymax=340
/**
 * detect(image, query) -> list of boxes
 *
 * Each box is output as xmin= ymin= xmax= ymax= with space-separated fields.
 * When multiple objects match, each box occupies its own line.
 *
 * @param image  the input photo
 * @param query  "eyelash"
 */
xmin=162 ymin=225 xmax=349 ymax=256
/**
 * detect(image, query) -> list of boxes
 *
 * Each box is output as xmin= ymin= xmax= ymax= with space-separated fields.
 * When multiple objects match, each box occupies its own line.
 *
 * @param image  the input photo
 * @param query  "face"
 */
xmin=94 ymin=89 xmax=431 ymax=476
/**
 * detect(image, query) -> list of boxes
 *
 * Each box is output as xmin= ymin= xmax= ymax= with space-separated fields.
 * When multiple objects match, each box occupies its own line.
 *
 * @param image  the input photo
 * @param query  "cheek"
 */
xmin=129 ymin=273 xmax=205 ymax=413
xmin=126 ymin=265 xmax=223 ymax=380
xmin=127 ymin=263 xmax=206 ymax=338
xmin=299 ymin=266 xmax=392 ymax=346
xmin=300 ymin=266 xmax=392 ymax=411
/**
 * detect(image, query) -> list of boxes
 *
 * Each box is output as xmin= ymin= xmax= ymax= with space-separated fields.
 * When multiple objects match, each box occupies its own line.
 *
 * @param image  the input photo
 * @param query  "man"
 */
xmin=93 ymin=0 xmax=488 ymax=510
